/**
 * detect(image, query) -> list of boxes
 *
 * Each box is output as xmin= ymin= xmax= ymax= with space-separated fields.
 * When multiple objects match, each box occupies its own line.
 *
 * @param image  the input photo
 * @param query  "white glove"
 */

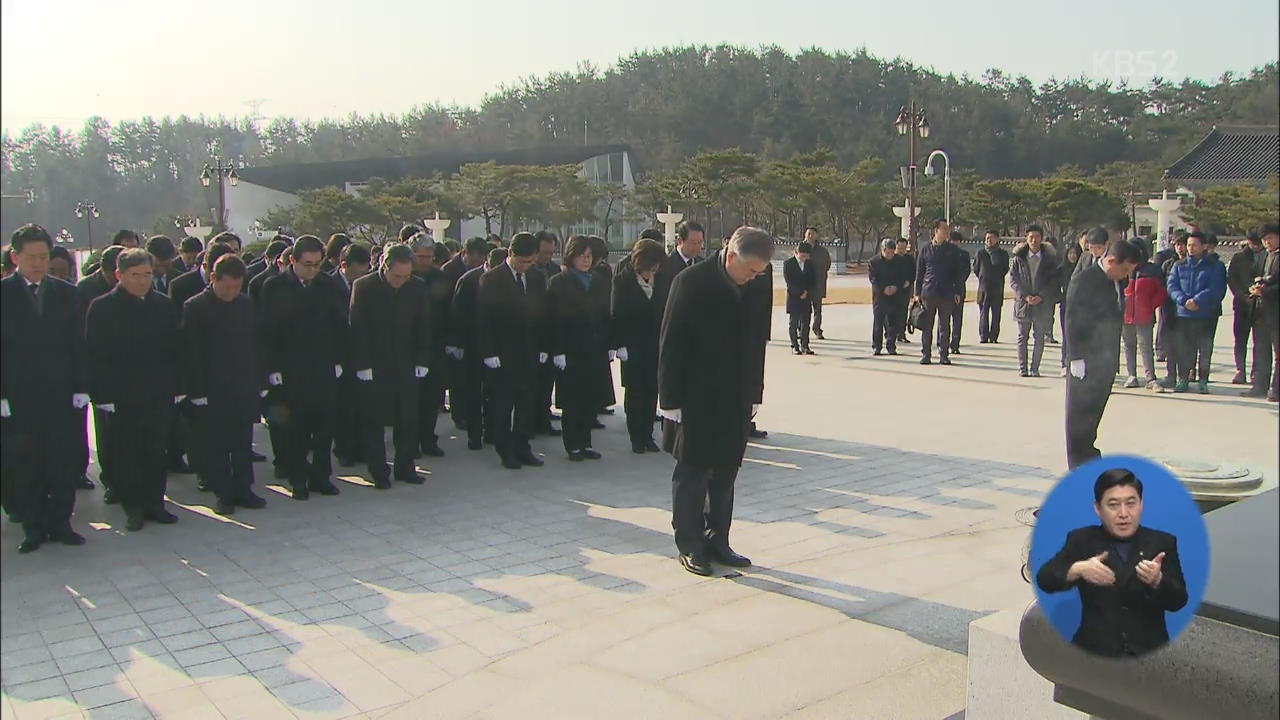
xmin=658 ymin=408 xmax=682 ymax=423
xmin=1069 ymin=359 xmax=1086 ymax=380
xmin=268 ymin=372 xmax=283 ymax=386
xmin=72 ymin=393 xmax=91 ymax=409
xmin=356 ymin=369 xmax=373 ymax=382
xmin=259 ymin=390 xmax=268 ymax=398
xmin=414 ymin=365 xmax=429 ymax=378
xmin=552 ymin=354 xmax=566 ymax=370
xmin=334 ymin=364 xmax=343 ymax=378
xmin=174 ymin=395 xmax=186 ymax=405
xmin=446 ymin=346 xmax=463 ymax=360
xmin=751 ymin=404 xmax=760 ymax=419
xmin=483 ymin=357 xmax=501 ymax=370
xmin=0 ymin=398 xmax=9 ymax=418
xmin=607 ymin=349 xmax=617 ymax=362
xmin=192 ymin=397 xmax=209 ymax=406
xmin=98 ymin=403 xmax=116 ymax=413
xmin=616 ymin=347 xmax=629 ymax=362
xmin=538 ymin=352 xmax=549 ymax=364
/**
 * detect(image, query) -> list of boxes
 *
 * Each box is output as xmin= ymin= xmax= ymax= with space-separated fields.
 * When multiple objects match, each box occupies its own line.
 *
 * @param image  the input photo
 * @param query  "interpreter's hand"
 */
xmin=616 ymin=347 xmax=629 ymax=362
xmin=72 ymin=393 xmax=91 ymax=409
xmin=483 ymin=357 xmax=501 ymax=370
xmin=98 ymin=403 xmax=116 ymax=413
xmin=658 ymin=408 xmax=681 ymax=424
xmin=1069 ymin=359 xmax=1086 ymax=380
xmin=268 ymin=372 xmax=283 ymax=386
xmin=538 ymin=352 xmax=549 ymax=364
xmin=552 ymin=354 xmax=566 ymax=370
xmin=1185 ymin=299 xmax=1199 ymax=312
xmin=356 ymin=369 xmax=373 ymax=382
xmin=191 ymin=397 xmax=209 ymax=407
xmin=1136 ymin=552 xmax=1166 ymax=588
xmin=1 ymin=398 xmax=10 ymax=418
xmin=1073 ymin=551 xmax=1115 ymax=586
xmin=884 ymin=286 xmax=897 ymax=296
xmin=334 ymin=364 xmax=343 ymax=379
xmin=414 ymin=365 xmax=428 ymax=378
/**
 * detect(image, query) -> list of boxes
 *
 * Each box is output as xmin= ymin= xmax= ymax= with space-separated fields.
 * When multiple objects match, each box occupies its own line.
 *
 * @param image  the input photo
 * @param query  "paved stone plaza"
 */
xmin=2 ymin=302 xmax=1276 ymax=720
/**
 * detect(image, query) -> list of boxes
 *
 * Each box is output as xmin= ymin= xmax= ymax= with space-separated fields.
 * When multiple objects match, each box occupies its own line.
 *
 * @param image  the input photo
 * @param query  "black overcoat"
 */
xmin=348 ymin=272 xmax=431 ymax=425
xmin=86 ymin=287 xmax=179 ymax=413
xmin=547 ymin=270 xmax=613 ymax=411
xmin=610 ymin=268 xmax=662 ymax=392
xmin=181 ymin=289 xmax=262 ymax=426
xmin=476 ymin=264 xmax=548 ymax=383
xmin=0 ymin=274 xmax=85 ymax=421
xmin=259 ymin=268 xmax=349 ymax=399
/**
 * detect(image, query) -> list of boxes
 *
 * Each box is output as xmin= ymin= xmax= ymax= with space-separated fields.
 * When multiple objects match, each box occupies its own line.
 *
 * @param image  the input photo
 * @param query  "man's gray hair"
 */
xmin=727 ymin=226 xmax=774 ymax=262
xmin=880 ymin=238 xmax=896 ymax=251
xmin=410 ymin=233 xmax=434 ymax=252
xmin=382 ymin=242 xmax=414 ymax=270
xmin=116 ymin=248 xmax=153 ymax=273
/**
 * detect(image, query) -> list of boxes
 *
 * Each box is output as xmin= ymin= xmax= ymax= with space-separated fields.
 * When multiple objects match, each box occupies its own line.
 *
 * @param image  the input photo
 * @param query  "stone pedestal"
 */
xmin=423 ymin=215 xmax=451 ymax=244
xmin=183 ymin=220 xmax=213 ymax=242
xmin=1153 ymin=456 xmax=1273 ymax=513
xmin=656 ymin=209 xmax=683 ymax=254
xmin=1148 ymin=194 xmax=1181 ymax=252
xmin=966 ymin=606 xmax=1088 ymax=720
xmin=892 ymin=205 xmax=921 ymax=243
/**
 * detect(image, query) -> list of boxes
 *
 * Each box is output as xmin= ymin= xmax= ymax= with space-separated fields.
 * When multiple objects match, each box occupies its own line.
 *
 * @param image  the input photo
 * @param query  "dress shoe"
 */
xmin=802 ymin=348 xmax=815 ymax=355
xmin=1268 ymin=393 xmax=1279 ymax=402
xmin=1030 ymin=370 xmax=1042 ymax=378
xmin=679 ymin=552 xmax=713 ymax=576
xmin=1047 ymin=336 xmax=1059 ymax=345
xmin=309 ymin=479 xmax=340 ymax=496
xmin=17 ymin=536 xmax=42 ymax=554
xmin=50 ymin=529 xmax=86 ymax=546
xmin=398 ymin=473 xmax=426 ymax=485
xmin=887 ymin=348 xmax=898 ymax=355
xmin=519 ymin=454 xmax=545 ymax=467
xmin=920 ymin=357 xmax=932 ymax=365
xmin=598 ymin=407 xmax=615 ymax=415
xmin=590 ymin=419 xmax=605 ymax=430
xmin=103 ymin=488 xmax=120 ymax=504
xmin=580 ymin=449 xmax=602 ymax=460
xmin=195 ymin=478 xmax=210 ymax=492
xmin=238 ymin=492 xmax=268 ymax=509
xmin=75 ymin=475 xmax=95 ymax=490
xmin=644 ymin=439 xmax=661 ymax=452
xmin=1231 ymin=370 xmax=1247 ymax=385
xmin=501 ymin=457 xmax=523 ymax=470
xmin=168 ymin=458 xmax=192 ymax=474
xmin=272 ymin=465 xmax=289 ymax=480
xmin=1174 ymin=381 xmax=1189 ymax=393
xmin=814 ymin=331 xmax=825 ymax=340
xmin=792 ymin=347 xmax=802 ymax=355
xmin=250 ymin=450 xmax=268 ymax=462
xmin=939 ymin=357 xmax=952 ymax=365
xmin=1197 ymin=381 xmax=1209 ymax=395
xmin=468 ymin=439 xmax=484 ymax=450
xmin=145 ymin=508 xmax=179 ymax=524
xmin=372 ymin=477 xmax=392 ymax=489
xmin=1019 ymin=369 xmax=1029 ymax=377
xmin=873 ymin=348 xmax=882 ymax=356
xmin=950 ymin=347 xmax=961 ymax=355
xmin=215 ymin=499 xmax=236 ymax=515
xmin=631 ymin=443 xmax=646 ymax=454
xmin=291 ymin=485 xmax=310 ymax=501
xmin=569 ymin=450 xmax=586 ymax=461
xmin=421 ymin=443 xmax=445 ymax=458
xmin=748 ymin=428 xmax=768 ymax=439
xmin=707 ymin=543 xmax=751 ymax=567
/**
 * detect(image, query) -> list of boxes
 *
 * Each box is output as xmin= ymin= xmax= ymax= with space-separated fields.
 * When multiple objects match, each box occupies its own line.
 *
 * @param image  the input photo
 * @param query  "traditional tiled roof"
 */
xmin=1166 ymin=125 xmax=1279 ymax=188
xmin=239 ymin=144 xmax=632 ymax=194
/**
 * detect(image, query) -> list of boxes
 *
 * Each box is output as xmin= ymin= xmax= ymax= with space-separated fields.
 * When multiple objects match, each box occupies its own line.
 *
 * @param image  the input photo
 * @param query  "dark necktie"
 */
xmin=28 ymin=283 xmax=40 ymax=314
xmin=517 ymin=272 xmax=526 ymax=294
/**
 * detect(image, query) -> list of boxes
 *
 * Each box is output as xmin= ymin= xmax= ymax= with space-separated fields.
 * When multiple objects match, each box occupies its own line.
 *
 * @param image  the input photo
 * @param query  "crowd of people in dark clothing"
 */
xmin=1 ymin=219 xmax=774 ymax=556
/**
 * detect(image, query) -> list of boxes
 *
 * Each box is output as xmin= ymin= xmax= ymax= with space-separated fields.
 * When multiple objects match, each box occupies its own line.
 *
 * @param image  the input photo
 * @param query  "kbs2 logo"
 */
xmin=1092 ymin=50 xmax=1179 ymax=81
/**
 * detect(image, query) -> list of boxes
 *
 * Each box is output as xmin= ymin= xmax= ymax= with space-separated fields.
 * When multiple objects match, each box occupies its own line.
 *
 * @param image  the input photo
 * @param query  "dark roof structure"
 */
xmin=1166 ymin=125 xmax=1279 ymax=188
xmin=238 ymin=143 xmax=632 ymax=195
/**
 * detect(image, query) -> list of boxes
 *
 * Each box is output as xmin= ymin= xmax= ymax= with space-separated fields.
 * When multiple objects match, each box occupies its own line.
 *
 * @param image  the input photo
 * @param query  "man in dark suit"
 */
xmin=1010 ymin=226 xmax=1060 ymax=377
xmin=660 ymin=221 xmax=704 ymax=291
xmin=1227 ymin=232 xmax=1266 ymax=386
xmin=2 ymin=224 xmax=89 ymax=553
xmin=331 ymin=242 xmax=371 ymax=465
xmin=86 ymin=249 xmax=182 ymax=531
xmin=249 ymin=245 xmax=291 ymax=303
xmin=170 ymin=238 xmax=237 ymax=311
xmin=947 ymin=231 xmax=972 ymax=354
xmin=321 ymin=232 xmax=351 ymax=275
xmin=409 ymin=230 xmax=452 ymax=457
xmin=1036 ymin=468 xmax=1188 ymax=658
xmin=181 ymin=254 xmax=268 ymax=515
xmin=974 ymin=230 xmax=1010 ymax=343
xmin=477 ymin=233 xmax=549 ymax=470
xmin=1065 ymin=231 xmax=1141 ymax=468
xmin=659 ymin=226 xmax=773 ymax=576
xmin=350 ymin=243 xmax=432 ymax=488
xmin=174 ymin=236 xmax=202 ymax=275
xmin=1248 ymin=223 xmax=1279 ymax=401
xmin=444 ymin=238 xmax=491 ymax=430
xmin=868 ymin=239 xmax=911 ymax=355
xmin=145 ymin=235 xmax=181 ymax=296
xmin=803 ymin=227 xmax=832 ymax=339
xmin=783 ymin=242 xmax=817 ymax=355
xmin=893 ymin=238 xmax=915 ymax=344
xmin=531 ymin=230 xmax=564 ymax=435
xmin=76 ymin=244 xmax=127 ymax=497
xmin=260 ymin=235 xmax=349 ymax=500
xmin=914 ymin=220 xmax=966 ymax=365
xmin=450 ymin=248 xmax=507 ymax=449
xmin=111 ymin=228 xmax=140 ymax=249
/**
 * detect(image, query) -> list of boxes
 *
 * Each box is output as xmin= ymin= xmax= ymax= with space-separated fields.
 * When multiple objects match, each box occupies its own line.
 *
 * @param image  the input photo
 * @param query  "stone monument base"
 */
xmin=966 ymin=606 xmax=1087 ymax=720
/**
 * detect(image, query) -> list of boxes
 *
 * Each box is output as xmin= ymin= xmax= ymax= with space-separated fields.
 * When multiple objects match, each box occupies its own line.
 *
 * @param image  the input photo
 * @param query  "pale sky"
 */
xmin=2 ymin=0 xmax=1277 ymax=134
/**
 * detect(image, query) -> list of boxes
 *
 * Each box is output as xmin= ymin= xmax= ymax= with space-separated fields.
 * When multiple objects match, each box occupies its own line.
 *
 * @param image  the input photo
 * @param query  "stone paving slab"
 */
xmin=2 ymin=302 xmax=1274 ymax=719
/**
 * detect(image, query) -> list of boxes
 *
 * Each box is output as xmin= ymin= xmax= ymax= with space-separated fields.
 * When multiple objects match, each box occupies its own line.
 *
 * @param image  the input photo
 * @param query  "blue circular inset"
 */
xmin=1029 ymin=455 xmax=1210 ymax=656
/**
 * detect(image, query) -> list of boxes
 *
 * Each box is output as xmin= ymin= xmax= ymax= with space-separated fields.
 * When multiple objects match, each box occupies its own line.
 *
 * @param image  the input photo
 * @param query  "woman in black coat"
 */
xmin=611 ymin=239 xmax=667 ymax=453
xmin=1057 ymin=242 xmax=1083 ymax=374
xmin=587 ymin=235 xmax=618 ymax=413
xmin=547 ymin=236 xmax=614 ymax=460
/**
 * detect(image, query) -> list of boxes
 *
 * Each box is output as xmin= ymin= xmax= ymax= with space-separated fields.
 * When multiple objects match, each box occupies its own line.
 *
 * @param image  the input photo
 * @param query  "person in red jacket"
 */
xmin=1123 ymin=240 xmax=1168 ymax=391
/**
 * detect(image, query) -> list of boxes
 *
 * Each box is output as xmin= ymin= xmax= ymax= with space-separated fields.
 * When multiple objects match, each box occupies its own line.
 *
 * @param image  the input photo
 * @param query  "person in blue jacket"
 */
xmin=1166 ymin=231 xmax=1227 ymax=393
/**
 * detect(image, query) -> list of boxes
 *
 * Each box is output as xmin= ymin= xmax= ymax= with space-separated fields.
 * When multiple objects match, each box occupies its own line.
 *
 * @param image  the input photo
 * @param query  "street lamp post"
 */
xmin=200 ymin=155 xmax=241 ymax=232
xmin=74 ymin=200 xmax=100 ymax=250
xmin=894 ymin=102 xmax=931 ymax=248
xmin=923 ymin=149 xmax=952 ymax=227
xmin=55 ymin=228 xmax=74 ymax=246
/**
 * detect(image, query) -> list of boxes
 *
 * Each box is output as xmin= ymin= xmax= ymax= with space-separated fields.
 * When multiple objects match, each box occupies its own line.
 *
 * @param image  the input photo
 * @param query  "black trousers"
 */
xmin=536 ymin=361 xmax=557 ymax=430
xmin=671 ymin=461 xmax=740 ymax=555
xmin=811 ymin=296 xmax=824 ymax=334
xmin=896 ymin=297 xmax=910 ymax=340
xmin=1250 ymin=317 xmax=1275 ymax=394
xmin=264 ymin=392 xmax=289 ymax=477
xmin=7 ymin=409 xmax=77 ymax=538
xmin=489 ymin=367 xmax=536 ymax=462
xmin=74 ymin=407 xmax=89 ymax=481
xmin=1233 ymin=304 xmax=1255 ymax=376
xmin=166 ymin=411 xmax=186 ymax=469
xmin=918 ymin=296 xmax=955 ymax=360
xmin=561 ymin=405 xmax=594 ymax=454
xmin=1065 ymin=371 xmax=1113 ymax=469
xmin=624 ymin=386 xmax=657 ymax=446
xmin=978 ymin=296 xmax=1003 ymax=342
xmin=418 ymin=372 xmax=444 ymax=450
xmin=361 ymin=392 xmax=418 ymax=483
xmin=871 ymin=298 xmax=900 ymax=351
xmin=333 ymin=374 xmax=363 ymax=462
xmin=111 ymin=407 xmax=171 ymax=512
xmin=1177 ymin=317 xmax=1216 ymax=382
xmin=280 ymin=395 xmax=335 ymax=488
xmin=453 ymin=360 xmax=486 ymax=445
xmin=92 ymin=407 xmax=115 ymax=488
xmin=197 ymin=416 xmax=255 ymax=503
xmin=788 ymin=309 xmax=812 ymax=350
xmin=949 ymin=299 xmax=965 ymax=351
